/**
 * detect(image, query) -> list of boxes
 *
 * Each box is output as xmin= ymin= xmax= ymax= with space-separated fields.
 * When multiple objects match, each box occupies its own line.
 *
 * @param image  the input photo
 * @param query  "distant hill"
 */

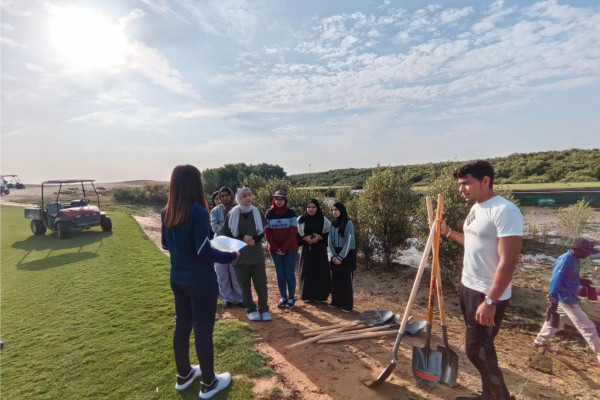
xmin=288 ymin=148 xmax=600 ymax=189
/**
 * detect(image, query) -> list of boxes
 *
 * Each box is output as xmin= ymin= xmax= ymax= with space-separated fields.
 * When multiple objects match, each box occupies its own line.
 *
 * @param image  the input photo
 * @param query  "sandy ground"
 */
xmin=3 ymin=185 xmax=600 ymax=399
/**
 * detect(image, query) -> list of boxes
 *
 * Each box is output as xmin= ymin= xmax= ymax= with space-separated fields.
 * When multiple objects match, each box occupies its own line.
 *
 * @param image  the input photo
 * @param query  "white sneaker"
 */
xmin=247 ymin=311 xmax=261 ymax=321
xmin=260 ymin=311 xmax=272 ymax=321
xmin=199 ymin=372 xmax=232 ymax=399
xmin=175 ymin=364 xmax=201 ymax=391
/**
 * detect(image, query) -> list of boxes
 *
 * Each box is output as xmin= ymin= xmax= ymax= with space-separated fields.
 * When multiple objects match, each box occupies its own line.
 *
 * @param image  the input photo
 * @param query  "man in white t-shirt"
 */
xmin=441 ymin=160 xmax=523 ymax=400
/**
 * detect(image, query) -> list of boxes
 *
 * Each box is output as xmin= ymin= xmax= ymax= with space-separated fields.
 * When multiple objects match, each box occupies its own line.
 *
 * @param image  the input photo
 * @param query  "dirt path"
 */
xmin=132 ymin=213 xmax=600 ymax=400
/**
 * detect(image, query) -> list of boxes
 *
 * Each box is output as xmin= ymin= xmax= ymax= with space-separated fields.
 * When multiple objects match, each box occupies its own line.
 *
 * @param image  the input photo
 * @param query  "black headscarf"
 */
xmin=331 ymin=201 xmax=349 ymax=237
xmin=299 ymin=199 xmax=324 ymax=236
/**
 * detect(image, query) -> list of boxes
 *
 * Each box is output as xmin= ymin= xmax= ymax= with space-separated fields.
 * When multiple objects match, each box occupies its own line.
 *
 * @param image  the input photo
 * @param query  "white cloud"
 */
xmin=439 ymin=7 xmax=473 ymax=24
xmin=0 ymin=36 xmax=24 ymax=47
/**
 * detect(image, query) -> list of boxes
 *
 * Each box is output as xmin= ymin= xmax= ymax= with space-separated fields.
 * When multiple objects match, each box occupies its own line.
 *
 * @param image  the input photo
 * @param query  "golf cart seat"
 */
xmin=46 ymin=202 xmax=63 ymax=216
xmin=70 ymin=200 xmax=86 ymax=207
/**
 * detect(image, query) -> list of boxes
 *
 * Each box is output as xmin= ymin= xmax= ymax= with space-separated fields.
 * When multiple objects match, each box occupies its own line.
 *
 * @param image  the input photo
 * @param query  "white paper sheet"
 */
xmin=210 ymin=236 xmax=247 ymax=252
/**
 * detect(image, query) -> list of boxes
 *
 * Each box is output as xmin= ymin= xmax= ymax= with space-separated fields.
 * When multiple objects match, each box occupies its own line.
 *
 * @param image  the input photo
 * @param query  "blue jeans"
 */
xmin=171 ymin=281 xmax=217 ymax=385
xmin=271 ymin=252 xmax=298 ymax=300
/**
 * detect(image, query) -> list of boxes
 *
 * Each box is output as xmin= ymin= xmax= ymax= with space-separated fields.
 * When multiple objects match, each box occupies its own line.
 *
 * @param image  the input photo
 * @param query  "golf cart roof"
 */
xmin=42 ymin=179 xmax=96 ymax=185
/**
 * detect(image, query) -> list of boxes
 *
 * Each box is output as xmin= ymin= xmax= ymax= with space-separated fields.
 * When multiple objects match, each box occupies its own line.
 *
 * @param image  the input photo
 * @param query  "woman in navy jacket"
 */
xmin=161 ymin=165 xmax=239 ymax=399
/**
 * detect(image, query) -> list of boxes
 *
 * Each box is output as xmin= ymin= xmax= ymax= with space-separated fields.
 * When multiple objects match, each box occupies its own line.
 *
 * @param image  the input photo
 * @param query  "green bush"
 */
xmin=112 ymin=184 xmax=168 ymax=206
xmin=356 ymin=167 xmax=417 ymax=270
xmin=557 ymin=199 xmax=594 ymax=239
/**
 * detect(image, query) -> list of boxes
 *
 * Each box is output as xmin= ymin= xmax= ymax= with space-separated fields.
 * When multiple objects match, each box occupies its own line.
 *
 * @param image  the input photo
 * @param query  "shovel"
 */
xmin=411 ymin=195 xmax=445 ymax=388
xmin=286 ymin=309 xmax=394 ymax=350
xmin=318 ymin=320 xmax=427 ymax=344
xmin=366 ymin=221 xmax=437 ymax=388
xmin=427 ymin=197 xmax=459 ymax=387
xmin=301 ymin=310 xmax=396 ymax=337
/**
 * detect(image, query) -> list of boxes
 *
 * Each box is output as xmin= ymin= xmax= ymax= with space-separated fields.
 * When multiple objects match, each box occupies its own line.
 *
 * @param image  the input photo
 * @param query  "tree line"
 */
xmin=288 ymin=148 xmax=600 ymax=189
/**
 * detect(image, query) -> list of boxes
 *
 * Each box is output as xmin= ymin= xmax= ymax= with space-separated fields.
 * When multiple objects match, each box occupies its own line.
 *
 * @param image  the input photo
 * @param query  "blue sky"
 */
xmin=1 ymin=0 xmax=599 ymax=182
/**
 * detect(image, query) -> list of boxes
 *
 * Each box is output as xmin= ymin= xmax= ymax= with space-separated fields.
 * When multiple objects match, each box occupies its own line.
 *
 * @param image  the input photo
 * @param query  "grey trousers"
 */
xmin=214 ymin=262 xmax=243 ymax=304
xmin=234 ymin=261 xmax=269 ymax=313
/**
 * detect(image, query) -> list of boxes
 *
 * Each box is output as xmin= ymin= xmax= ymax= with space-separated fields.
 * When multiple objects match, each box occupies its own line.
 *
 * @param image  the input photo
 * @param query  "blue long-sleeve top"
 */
xmin=162 ymin=204 xmax=237 ymax=287
xmin=549 ymin=250 xmax=580 ymax=304
xmin=328 ymin=220 xmax=356 ymax=260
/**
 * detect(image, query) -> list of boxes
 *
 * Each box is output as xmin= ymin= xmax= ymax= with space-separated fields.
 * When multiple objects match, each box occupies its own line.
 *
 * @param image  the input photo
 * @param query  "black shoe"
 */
xmin=328 ymin=303 xmax=337 ymax=308
xmin=225 ymin=301 xmax=232 ymax=308
xmin=286 ymin=299 xmax=295 ymax=309
xmin=235 ymin=302 xmax=244 ymax=307
xmin=277 ymin=298 xmax=288 ymax=308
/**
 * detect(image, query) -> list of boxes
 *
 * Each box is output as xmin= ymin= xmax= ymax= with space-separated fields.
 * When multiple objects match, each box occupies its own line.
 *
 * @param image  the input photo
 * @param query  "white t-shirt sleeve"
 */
xmin=494 ymin=202 xmax=524 ymax=237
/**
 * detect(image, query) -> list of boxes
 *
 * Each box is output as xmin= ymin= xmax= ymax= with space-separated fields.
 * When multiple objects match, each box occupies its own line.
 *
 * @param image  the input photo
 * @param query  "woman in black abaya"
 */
xmin=297 ymin=199 xmax=331 ymax=303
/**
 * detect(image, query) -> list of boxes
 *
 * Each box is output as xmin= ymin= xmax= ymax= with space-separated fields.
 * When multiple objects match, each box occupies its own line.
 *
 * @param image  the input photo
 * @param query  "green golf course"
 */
xmin=0 ymin=205 xmax=271 ymax=399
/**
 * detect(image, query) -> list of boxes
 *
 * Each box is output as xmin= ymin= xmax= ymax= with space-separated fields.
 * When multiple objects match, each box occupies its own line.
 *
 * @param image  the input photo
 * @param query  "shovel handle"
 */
xmin=330 ymin=316 xmax=412 ymax=338
xmin=300 ymin=322 xmax=350 ymax=334
xmin=427 ymin=196 xmax=448 ymax=327
xmin=302 ymin=324 xmax=367 ymax=337
xmin=391 ymin=221 xmax=437 ymax=356
xmin=286 ymin=323 xmax=354 ymax=349
xmin=427 ymin=195 xmax=444 ymax=325
xmin=318 ymin=329 xmax=399 ymax=344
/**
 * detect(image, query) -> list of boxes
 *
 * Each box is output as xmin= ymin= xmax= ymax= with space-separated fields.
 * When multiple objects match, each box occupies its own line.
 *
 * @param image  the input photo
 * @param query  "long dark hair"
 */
xmin=163 ymin=165 xmax=209 ymax=228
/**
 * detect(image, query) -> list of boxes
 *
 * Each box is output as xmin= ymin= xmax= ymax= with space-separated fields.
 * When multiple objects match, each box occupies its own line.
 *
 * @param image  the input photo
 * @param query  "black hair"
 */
xmin=453 ymin=160 xmax=495 ymax=187
xmin=211 ymin=191 xmax=220 ymax=207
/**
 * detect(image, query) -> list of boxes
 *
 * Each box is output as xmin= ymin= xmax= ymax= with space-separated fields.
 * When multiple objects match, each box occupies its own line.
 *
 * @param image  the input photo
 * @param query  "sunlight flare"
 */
xmin=46 ymin=6 xmax=128 ymax=71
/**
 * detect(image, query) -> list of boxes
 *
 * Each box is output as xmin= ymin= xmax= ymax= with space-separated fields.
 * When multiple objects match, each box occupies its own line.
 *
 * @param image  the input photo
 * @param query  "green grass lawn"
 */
xmin=0 ymin=205 xmax=271 ymax=399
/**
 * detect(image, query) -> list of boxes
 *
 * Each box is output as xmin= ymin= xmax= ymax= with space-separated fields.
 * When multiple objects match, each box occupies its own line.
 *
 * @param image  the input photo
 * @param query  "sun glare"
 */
xmin=47 ymin=6 xmax=128 ymax=71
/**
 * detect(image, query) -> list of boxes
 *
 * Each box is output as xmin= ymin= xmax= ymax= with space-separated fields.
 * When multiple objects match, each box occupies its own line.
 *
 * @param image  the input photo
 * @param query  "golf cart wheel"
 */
xmin=100 ymin=216 xmax=112 ymax=232
xmin=57 ymin=222 xmax=69 ymax=239
xmin=31 ymin=220 xmax=47 ymax=235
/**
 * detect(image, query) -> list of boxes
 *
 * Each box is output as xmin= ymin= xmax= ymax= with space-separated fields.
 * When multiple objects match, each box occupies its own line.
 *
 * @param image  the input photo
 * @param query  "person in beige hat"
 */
xmin=533 ymin=237 xmax=600 ymax=367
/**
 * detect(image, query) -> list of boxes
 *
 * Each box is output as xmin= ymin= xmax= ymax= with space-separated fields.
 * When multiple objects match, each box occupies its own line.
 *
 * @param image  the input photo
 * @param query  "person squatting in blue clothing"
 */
xmin=265 ymin=190 xmax=299 ymax=309
xmin=533 ymin=237 xmax=600 ymax=367
xmin=161 ymin=165 xmax=239 ymax=399
xmin=210 ymin=186 xmax=243 ymax=308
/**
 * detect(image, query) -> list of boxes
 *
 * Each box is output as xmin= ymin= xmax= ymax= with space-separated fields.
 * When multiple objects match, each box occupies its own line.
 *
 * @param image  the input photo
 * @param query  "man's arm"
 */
xmin=487 ymin=235 xmax=523 ymax=301
xmin=440 ymin=220 xmax=465 ymax=246
xmin=476 ymin=235 xmax=522 ymax=327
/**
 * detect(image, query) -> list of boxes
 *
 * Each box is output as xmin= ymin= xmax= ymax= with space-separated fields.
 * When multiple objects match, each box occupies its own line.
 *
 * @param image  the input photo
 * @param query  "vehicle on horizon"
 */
xmin=24 ymin=179 xmax=112 ymax=239
xmin=1 ymin=175 xmax=26 ymax=189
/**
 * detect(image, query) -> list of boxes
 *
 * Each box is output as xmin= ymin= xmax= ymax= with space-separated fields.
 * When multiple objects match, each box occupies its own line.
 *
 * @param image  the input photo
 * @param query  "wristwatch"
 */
xmin=484 ymin=295 xmax=497 ymax=306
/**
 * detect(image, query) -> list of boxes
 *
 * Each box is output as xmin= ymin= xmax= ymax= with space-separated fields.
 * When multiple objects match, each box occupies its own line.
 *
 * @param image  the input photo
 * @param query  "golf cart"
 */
xmin=1 ymin=175 xmax=26 ymax=189
xmin=24 ymin=179 xmax=112 ymax=239
xmin=0 ymin=179 xmax=9 ymax=196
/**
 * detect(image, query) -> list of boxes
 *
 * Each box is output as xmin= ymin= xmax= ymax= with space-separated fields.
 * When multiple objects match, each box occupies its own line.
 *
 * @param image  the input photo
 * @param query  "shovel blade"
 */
xmin=405 ymin=320 xmax=427 ymax=336
xmin=412 ymin=347 xmax=443 ymax=387
xmin=365 ymin=360 xmax=396 ymax=388
xmin=437 ymin=345 xmax=459 ymax=387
